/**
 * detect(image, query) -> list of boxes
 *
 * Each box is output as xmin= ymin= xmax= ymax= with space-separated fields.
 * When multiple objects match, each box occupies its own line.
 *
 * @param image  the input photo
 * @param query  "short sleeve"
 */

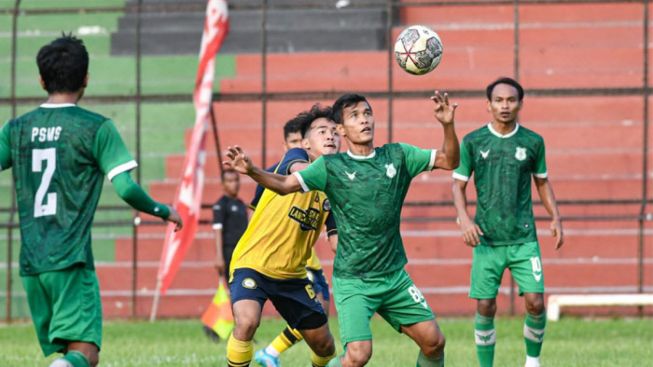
xmin=325 ymin=211 xmax=337 ymax=237
xmin=453 ymin=138 xmax=472 ymax=182
xmin=294 ymin=156 xmax=327 ymax=192
xmin=533 ymin=139 xmax=548 ymax=179
xmin=399 ymin=143 xmax=436 ymax=177
xmin=275 ymin=148 xmax=309 ymax=175
xmin=0 ymin=122 xmax=11 ymax=171
xmin=92 ymin=120 xmax=137 ymax=181
xmin=212 ymin=197 xmax=226 ymax=230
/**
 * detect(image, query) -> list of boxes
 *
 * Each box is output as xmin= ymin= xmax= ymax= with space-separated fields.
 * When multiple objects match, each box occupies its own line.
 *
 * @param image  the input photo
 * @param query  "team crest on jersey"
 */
xmin=515 ymin=147 xmax=527 ymax=161
xmin=242 ymin=277 xmax=257 ymax=289
xmin=323 ymin=199 xmax=331 ymax=211
xmin=385 ymin=163 xmax=397 ymax=178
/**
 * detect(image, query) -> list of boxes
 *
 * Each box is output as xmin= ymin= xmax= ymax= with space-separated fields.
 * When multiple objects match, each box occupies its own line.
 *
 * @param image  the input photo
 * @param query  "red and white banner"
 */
xmin=156 ymin=0 xmax=229 ymax=296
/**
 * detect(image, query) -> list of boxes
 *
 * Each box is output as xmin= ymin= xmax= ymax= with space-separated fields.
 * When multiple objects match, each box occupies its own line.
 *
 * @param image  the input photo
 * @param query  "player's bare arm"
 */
xmin=452 ymin=179 xmax=484 ymax=246
xmin=223 ymin=145 xmax=302 ymax=195
xmin=534 ymin=177 xmax=564 ymax=249
xmin=328 ymin=234 xmax=338 ymax=253
xmin=431 ymin=90 xmax=460 ymax=170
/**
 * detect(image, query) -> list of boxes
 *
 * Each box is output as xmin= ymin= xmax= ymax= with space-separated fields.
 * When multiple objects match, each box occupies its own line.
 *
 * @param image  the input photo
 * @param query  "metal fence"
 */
xmin=1 ymin=0 xmax=650 ymax=322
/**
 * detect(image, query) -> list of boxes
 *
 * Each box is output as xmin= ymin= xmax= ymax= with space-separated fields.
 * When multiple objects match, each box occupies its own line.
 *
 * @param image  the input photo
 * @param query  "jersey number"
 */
xmin=32 ymin=148 xmax=57 ymax=217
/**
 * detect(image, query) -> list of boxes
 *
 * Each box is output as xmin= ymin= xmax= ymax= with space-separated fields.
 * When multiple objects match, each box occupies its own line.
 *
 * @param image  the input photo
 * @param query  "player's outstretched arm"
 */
xmin=223 ymin=145 xmax=302 ymax=195
xmin=111 ymin=172 xmax=183 ymax=231
xmin=534 ymin=177 xmax=564 ymax=249
xmin=452 ymin=179 xmax=484 ymax=247
xmin=431 ymin=91 xmax=460 ymax=170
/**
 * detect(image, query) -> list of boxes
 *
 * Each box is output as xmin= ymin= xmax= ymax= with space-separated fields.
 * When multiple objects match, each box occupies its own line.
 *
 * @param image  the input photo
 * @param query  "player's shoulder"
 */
xmin=516 ymin=124 xmax=545 ymax=143
xmin=464 ymin=124 xmax=493 ymax=140
xmin=71 ymin=106 xmax=111 ymax=125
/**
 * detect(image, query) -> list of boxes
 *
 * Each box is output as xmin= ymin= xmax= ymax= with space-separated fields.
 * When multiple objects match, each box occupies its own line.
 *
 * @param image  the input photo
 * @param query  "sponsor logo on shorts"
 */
xmin=242 ymin=277 xmax=257 ymax=289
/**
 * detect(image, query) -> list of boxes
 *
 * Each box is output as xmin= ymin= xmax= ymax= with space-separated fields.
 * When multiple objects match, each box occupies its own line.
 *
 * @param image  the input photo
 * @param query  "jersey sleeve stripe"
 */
xmin=428 ymin=149 xmax=437 ymax=170
xmin=107 ymin=160 xmax=138 ymax=181
xmin=452 ymin=172 xmax=470 ymax=182
xmin=533 ymin=172 xmax=548 ymax=179
xmin=293 ymin=171 xmax=310 ymax=192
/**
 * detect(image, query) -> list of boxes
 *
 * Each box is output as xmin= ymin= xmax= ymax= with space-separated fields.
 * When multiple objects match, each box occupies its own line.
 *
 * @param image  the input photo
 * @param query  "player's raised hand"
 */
xmin=166 ymin=205 xmax=183 ymax=232
xmin=431 ymin=90 xmax=458 ymax=125
xmin=459 ymin=217 xmax=484 ymax=247
xmin=223 ymin=145 xmax=252 ymax=174
xmin=551 ymin=218 xmax=564 ymax=249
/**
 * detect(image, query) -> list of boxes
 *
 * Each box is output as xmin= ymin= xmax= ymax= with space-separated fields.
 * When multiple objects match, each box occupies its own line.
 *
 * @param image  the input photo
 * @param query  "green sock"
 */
xmin=524 ymin=311 xmax=546 ymax=358
xmin=474 ymin=312 xmax=496 ymax=367
xmin=416 ymin=351 xmax=444 ymax=367
xmin=63 ymin=351 xmax=90 ymax=367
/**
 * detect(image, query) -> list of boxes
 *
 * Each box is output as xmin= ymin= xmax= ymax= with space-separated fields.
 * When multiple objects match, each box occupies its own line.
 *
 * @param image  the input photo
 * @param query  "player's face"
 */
xmin=284 ymin=132 xmax=303 ymax=150
xmin=303 ymin=118 xmax=340 ymax=160
xmin=488 ymin=83 xmax=522 ymax=124
xmin=222 ymin=172 xmax=240 ymax=196
xmin=338 ymin=101 xmax=374 ymax=145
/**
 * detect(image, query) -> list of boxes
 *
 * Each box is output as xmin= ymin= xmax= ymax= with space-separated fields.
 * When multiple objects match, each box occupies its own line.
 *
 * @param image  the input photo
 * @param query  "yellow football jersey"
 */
xmin=230 ymin=186 xmax=331 ymax=280
xmin=306 ymin=248 xmax=322 ymax=271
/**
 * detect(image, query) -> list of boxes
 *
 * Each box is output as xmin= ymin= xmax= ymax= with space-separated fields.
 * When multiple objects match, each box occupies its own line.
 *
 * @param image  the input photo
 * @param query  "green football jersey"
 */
xmin=0 ymin=103 xmax=137 ymax=275
xmin=295 ymin=143 xmax=435 ymax=278
xmin=453 ymin=123 xmax=547 ymax=246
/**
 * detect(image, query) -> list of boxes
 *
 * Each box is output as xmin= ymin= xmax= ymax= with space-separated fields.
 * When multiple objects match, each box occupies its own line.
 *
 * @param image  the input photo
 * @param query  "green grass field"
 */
xmin=0 ymin=317 xmax=651 ymax=366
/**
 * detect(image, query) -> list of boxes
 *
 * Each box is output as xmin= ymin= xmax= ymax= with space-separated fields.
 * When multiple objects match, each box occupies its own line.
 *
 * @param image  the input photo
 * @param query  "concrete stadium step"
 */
xmin=148 ymin=178 xmax=650 ymax=209
xmin=164 ymin=150 xmax=650 ymax=181
xmin=112 ymin=5 xmax=387 ymax=55
xmin=97 ymin=263 xmax=218 ymax=291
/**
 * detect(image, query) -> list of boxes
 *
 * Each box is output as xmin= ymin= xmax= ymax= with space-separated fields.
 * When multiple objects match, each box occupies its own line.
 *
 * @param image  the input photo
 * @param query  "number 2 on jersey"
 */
xmin=32 ymin=148 xmax=57 ymax=217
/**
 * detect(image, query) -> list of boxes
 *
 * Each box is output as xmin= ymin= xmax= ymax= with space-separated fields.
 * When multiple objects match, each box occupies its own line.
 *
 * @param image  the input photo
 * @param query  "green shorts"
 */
xmin=470 ymin=241 xmax=545 ymax=299
xmin=21 ymin=265 xmax=103 ymax=356
xmin=332 ymin=269 xmax=435 ymax=345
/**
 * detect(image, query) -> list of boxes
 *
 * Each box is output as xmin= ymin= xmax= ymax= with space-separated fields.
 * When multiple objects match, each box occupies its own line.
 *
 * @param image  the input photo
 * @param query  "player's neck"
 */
xmin=45 ymin=92 xmax=80 ymax=105
xmin=490 ymin=120 xmax=517 ymax=135
xmin=347 ymin=141 xmax=374 ymax=157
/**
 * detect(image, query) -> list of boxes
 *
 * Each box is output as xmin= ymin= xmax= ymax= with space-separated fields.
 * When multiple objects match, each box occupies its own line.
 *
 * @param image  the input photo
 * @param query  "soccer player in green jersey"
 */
xmin=223 ymin=91 xmax=460 ymax=367
xmin=451 ymin=77 xmax=564 ymax=367
xmin=0 ymin=36 xmax=182 ymax=367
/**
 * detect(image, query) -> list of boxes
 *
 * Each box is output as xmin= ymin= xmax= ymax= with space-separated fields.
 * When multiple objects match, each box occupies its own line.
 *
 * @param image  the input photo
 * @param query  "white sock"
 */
xmin=265 ymin=345 xmax=280 ymax=357
xmin=49 ymin=359 xmax=74 ymax=367
xmin=525 ymin=355 xmax=540 ymax=367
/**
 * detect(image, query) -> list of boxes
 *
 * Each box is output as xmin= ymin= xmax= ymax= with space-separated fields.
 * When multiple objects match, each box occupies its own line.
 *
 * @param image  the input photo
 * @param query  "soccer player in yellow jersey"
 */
xmin=226 ymin=105 xmax=340 ymax=367
xmin=252 ymin=113 xmax=337 ymax=367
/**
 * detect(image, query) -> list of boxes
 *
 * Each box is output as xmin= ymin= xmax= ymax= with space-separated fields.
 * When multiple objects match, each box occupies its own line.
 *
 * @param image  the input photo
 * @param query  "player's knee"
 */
xmin=477 ymin=299 xmax=497 ymax=317
xmin=346 ymin=343 xmax=372 ymax=367
xmin=421 ymin=330 xmax=446 ymax=357
xmin=232 ymin=315 xmax=260 ymax=340
xmin=526 ymin=296 xmax=545 ymax=315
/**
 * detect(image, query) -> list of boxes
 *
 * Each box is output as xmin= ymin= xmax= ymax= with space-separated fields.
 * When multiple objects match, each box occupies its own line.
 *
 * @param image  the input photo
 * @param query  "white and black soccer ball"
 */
xmin=394 ymin=25 xmax=443 ymax=75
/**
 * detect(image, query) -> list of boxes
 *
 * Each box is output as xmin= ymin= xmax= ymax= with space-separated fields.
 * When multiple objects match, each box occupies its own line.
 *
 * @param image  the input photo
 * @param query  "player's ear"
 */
xmin=302 ymin=137 xmax=310 ymax=150
xmin=486 ymin=100 xmax=492 ymax=113
xmin=336 ymin=123 xmax=346 ymax=138
xmin=39 ymin=76 xmax=47 ymax=91
xmin=82 ymin=74 xmax=89 ymax=88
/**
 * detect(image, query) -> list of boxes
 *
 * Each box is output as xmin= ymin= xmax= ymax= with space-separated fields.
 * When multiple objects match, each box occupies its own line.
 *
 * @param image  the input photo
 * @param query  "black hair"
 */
xmin=297 ymin=104 xmax=334 ymax=138
xmin=37 ymin=34 xmax=89 ymax=94
xmin=221 ymin=168 xmax=239 ymax=181
xmin=486 ymin=77 xmax=524 ymax=102
xmin=283 ymin=117 xmax=303 ymax=140
xmin=332 ymin=93 xmax=371 ymax=124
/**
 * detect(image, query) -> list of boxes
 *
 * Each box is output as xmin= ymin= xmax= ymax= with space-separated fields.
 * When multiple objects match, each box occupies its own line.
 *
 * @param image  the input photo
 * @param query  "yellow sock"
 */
xmin=269 ymin=326 xmax=303 ymax=355
xmin=227 ymin=334 xmax=253 ymax=367
xmin=311 ymin=350 xmax=337 ymax=367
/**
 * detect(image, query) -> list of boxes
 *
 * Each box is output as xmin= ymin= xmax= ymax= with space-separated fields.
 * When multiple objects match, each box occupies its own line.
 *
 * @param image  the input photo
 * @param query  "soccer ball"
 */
xmin=394 ymin=25 xmax=443 ymax=75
